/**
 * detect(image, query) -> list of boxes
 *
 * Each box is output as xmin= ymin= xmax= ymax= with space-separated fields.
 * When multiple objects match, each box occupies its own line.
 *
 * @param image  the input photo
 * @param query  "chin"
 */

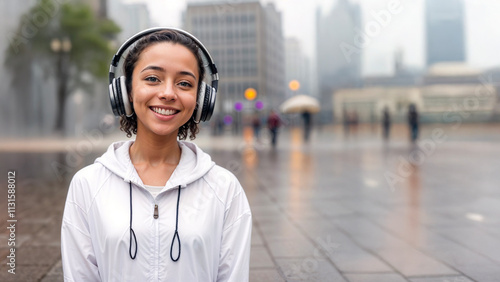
xmin=143 ymin=124 xmax=178 ymax=137
xmin=155 ymin=129 xmax=179 ymax=137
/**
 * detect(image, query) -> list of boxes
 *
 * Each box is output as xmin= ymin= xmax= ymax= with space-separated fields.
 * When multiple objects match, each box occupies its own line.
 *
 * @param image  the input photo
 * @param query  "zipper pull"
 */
xmin=154 ymin=204 xmax=159 ymax=219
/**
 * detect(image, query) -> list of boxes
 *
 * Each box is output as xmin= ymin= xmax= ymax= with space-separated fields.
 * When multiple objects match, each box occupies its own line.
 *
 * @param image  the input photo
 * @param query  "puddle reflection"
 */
xmin=0 ymin=151 xmax=100 ymax=186
xmin=288 ymin=128 xmax=315 ymax=210
xmin=407 ymin=163 xmax=421 ymax=244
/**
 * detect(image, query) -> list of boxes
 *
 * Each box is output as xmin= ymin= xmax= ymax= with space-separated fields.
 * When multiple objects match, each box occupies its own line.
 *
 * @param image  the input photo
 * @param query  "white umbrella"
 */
xmin=280 ymin=94 xmax=320 ymax=114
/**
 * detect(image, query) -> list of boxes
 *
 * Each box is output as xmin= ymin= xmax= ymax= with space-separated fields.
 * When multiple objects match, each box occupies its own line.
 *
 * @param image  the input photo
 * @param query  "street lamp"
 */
xmin=51 ymin=38 xmax=72 ymax=53
xmin=50 ymin=39 xmax=61 ymax=52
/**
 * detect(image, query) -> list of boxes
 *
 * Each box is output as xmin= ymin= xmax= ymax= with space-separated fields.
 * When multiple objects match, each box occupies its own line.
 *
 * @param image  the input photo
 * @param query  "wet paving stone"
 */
xmin=1 ymin=124 xmax=499 ymax=281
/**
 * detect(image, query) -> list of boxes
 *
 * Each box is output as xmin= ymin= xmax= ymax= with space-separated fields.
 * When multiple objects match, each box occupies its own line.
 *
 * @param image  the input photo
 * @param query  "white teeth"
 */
xmin=153 ymin=107 xmax=176 ymax=116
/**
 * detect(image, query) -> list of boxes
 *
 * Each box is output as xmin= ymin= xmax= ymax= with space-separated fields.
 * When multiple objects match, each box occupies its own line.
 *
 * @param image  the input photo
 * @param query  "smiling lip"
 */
xmin=150 ymin=106 xmax=180 ymax=117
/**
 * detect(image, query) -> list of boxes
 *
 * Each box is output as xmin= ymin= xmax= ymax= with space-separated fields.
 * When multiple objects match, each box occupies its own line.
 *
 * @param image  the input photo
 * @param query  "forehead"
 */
xmin=135 ymin=42 xmax=199 ymax=74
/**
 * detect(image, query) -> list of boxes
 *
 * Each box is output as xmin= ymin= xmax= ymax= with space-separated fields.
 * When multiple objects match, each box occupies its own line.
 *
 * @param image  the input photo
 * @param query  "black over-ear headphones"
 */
xmin=108 ymin=27 xmax=219 ymax=123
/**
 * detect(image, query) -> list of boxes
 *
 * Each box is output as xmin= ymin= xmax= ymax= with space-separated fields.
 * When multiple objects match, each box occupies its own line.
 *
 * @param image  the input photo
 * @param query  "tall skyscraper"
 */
xmin=425 ymin=0 xmax=466 ymax=67
xmin=316 ymin=0 xmax=361 ymax=119
xmin=184 ymin=1 xmax=285 ymax=113
xmin=285 ymin=38 xmax=312 ymax=97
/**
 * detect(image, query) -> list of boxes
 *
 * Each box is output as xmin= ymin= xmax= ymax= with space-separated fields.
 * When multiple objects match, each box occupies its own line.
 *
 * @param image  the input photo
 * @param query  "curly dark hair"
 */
xmin=119 ymin=29 xmax=206 ymax=140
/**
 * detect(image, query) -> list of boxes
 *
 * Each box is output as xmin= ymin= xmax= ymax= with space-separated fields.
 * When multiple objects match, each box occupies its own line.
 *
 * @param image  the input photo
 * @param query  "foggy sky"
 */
xmin=124 ymin=0 xmax=500 ymax=76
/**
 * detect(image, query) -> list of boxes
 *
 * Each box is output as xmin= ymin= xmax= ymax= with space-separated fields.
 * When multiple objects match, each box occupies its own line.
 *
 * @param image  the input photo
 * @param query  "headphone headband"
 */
xmin=108 ymin=27 xmax=218 ymax=123
xmin=108 ymin=27 xmax=219 ymax=89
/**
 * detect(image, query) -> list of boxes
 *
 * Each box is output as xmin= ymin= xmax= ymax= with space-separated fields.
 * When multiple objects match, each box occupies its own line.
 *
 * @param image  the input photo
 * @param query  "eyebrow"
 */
xmin=140 ymin=65 xmax=197 ymax=80
xmin=141 ymin=65 xmax=164 ymax=73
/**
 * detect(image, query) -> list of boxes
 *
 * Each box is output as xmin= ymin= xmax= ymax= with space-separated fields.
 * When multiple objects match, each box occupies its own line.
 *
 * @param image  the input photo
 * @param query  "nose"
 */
xmin=158 ymin=81 xmax=177 ymax=101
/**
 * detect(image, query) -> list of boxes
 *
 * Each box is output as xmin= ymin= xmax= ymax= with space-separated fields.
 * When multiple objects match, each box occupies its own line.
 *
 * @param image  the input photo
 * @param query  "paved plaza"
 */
xmin=0 ymin=123 xmax=500 ymax=281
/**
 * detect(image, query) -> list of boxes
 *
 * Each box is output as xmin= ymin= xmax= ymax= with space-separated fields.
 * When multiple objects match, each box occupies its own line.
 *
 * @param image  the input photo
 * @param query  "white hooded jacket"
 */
xmin=61 ymin=140 xmax=252 ymax=281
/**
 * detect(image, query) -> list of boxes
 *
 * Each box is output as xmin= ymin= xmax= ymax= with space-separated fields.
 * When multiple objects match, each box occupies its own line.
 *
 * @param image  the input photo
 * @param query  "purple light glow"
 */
xmin=223 ymin=115 xmax=233 ymax=125
xmin=234 ymin=102 xmax=243 ymax=112
xmin=255 ymin=100 xmax=264 ymax=110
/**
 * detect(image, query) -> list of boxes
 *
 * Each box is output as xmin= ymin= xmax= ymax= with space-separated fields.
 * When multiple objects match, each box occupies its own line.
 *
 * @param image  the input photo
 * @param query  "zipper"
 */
xmin=153 ymin=202 xmax=160 ymax=280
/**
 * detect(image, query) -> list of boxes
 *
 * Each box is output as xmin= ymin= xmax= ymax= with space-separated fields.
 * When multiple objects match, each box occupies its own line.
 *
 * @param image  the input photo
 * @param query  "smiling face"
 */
xmin=130 ymin=42 xmax=199 ymax=139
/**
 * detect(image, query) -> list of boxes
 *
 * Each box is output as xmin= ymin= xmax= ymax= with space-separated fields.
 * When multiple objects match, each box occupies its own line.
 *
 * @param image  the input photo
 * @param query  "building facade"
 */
xmin=285 ymin=37 xmax=312 ymax=98
xmin=184 ymin=0 xmax=285 ymax=114
xmin=108 ymin=0 xmax=151 ymax=43
xmin=316 ymin=0 xmax=362 ymax=120
xmin=0 ymin=0 xmax=40 ymax=136
xmin=425 ymin=0 xmax=466 ymax=67
xmin=334 ymin=64 xmax=498 ymax=124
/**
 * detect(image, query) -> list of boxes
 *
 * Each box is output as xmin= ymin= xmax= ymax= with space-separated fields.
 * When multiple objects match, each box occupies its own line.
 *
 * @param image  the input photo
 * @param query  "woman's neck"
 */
xmin=129 ymin=128 xmax=181 ymax=166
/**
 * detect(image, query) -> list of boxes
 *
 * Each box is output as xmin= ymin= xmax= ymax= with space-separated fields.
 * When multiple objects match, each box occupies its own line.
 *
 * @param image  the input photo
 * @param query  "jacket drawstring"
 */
xmin=129 ymin=181 xmax=138 ymax=259
xmin=128 ymin=183 xmax=182 ymax=262
xmin=170 ymin=185 xmax=182 ymax=261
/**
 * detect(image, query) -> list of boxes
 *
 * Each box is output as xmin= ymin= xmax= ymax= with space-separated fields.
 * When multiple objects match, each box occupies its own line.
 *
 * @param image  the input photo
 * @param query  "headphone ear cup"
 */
xmin=118 ymin=76 xmax=133 ymax=117
xmin=109 ymin=80 xmax=121 ymax=116
xmin=110 ymin=76 xmax=133 ymax=117
xmin=194 ymin=81 xmax=206 ymax=123
xmin=195 ymin=82 xmax=216 ymax=123
xmin=201 ymin=85 xmax=216 ymax=122
xmin=114 ymin=77 xmax=125 ymax=116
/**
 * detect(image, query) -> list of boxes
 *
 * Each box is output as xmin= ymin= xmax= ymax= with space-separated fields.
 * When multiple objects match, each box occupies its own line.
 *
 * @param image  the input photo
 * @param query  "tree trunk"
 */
xmin=54 ymin=53 xmax=68 ymax=134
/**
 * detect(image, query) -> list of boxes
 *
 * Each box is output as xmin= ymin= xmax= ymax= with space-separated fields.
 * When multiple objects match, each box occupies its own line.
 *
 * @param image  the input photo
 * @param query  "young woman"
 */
xmin=61 ymin=28 xmax=252 ymax=281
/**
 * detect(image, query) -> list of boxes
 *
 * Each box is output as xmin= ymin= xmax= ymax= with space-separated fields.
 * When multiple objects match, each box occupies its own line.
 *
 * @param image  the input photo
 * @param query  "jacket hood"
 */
xmin=95 ymin=140 xmax=215 ymax=190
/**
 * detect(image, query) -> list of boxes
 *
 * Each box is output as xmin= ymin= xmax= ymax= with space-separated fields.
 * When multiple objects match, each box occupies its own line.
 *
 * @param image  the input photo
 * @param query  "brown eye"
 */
xmin=179 ymin=81 xmax=193 ymax=88
xmin=145 ymin=76 xmax=160 ymax=83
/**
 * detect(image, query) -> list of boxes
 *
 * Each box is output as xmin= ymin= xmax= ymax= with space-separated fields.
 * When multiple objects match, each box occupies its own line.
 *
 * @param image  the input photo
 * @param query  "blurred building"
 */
xmin=425 ymin=0 xmax=466 ymax=67
xmin=422 ymin=62 xmax=479 ymax=85
xmin=482 ymin=67 xmax=500 ymax=120
xmin=87 ymin=0 xmax=107 ymax=18
xmin=184 ymin=0 xmax=285 ymax=114
xmin=0 ymin=0 xmax=38 ymax=136
xmin=363 ymin=49 xmax=421 ymax=87
xmin=334 ymin=63 xmax=498 ymax=124
xmin=108 ymin=0 xmax=151 ymax=43
xmin=87 ymin=0 xmax=152 ymax=40
xmin=285 ymin=37 xmax=312 ymax=98
xmin=316 ymin=0 xmax=362 ymax=121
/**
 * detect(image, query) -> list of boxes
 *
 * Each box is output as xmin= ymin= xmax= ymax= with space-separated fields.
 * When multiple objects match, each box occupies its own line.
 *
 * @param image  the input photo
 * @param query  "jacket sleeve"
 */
xmin=61 ymin=172 xmax=100 ymax=281
xmin=217 ymin=180 xmax=252 ymax=282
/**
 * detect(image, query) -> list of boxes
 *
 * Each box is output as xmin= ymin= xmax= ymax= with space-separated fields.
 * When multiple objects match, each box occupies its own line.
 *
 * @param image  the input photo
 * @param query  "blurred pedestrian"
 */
xmin=251 ymin=113 xmax=261 ymax=140
xmin=343 ymin=107 xmax=350 ymax=138
xmin=302 ymin=111 xmax=312 ymax=142
xmin=351 ymin=110 xmax=359 ymax=137
xmin=212 ymin=114 xmax=224 ymax=136
xmin=267 ymin=109 xmax=281 ymax=147
xmin=408 ymin=103 xmax=419 ymax=142
xmin=382 ymin=107 xmax=391 ymax=140
xmin=61 ymin=28 xmax=251 ymax=281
